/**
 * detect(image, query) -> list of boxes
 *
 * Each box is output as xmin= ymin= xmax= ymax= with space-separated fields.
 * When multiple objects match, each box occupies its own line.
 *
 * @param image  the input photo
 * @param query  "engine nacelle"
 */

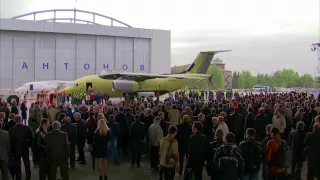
xmin=112 ymin=80 xmax=135 ymax=92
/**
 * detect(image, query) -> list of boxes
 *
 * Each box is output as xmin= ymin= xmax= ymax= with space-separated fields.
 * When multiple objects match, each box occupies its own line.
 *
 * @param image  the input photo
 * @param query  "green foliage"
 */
xmin=233 ymin=69 xmax=316 ymax=88
xmin=207 ymin=65 xmax=224 ymax=89
xmin=238 ymin=71 xmax=257 ymax=88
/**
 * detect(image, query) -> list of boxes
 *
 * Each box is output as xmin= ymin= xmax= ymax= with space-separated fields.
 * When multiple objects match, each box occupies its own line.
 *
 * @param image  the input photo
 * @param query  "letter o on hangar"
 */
xmin=84 ymin=63 xmax=90 ymax=70
xmin=122 ymin=64 xmax=128 ymax=70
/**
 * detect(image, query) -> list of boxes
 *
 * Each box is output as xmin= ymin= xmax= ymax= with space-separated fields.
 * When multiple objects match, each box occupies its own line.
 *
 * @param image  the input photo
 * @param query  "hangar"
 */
xmin=0 ymin=9 xmax=171 ymax=89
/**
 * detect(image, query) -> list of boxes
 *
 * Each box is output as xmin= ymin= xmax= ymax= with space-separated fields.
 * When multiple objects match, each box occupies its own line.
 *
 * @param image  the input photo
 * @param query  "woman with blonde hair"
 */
xmin=93 ymin=119 xmax=111 ymax=180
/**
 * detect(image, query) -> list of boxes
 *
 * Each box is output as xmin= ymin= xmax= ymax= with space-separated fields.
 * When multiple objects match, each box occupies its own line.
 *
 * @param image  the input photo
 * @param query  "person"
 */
xmin=216 ymin=116 xmax=229 ymax=140
xmin=239 ymin=128 xmax=262 ymax=180
xmin=212 ymin=133 xmax=244 ymax=180
xmin=304 ymin=123 xmax=320 ymax=180
xmin=185 ymin=121 xmax=208 ymax=180
xmin=9 ymin=115 xmax=33 ymax=180
xmin=176 ymin=115 xmax=192 ymax=175
xmin=159 ymin=125 xmax=179 ymax=180
xmin=129 ymin=114 xmax=146 ymax=167
xmin=4 ymin=113 xmax=16 ymax=131
xmin=289 ymin=121 xmax=306 ymax=180
xmin=272 ymin=110 xmax=286 ymax=135
xmin=86 ymin=112 xmax=97 ymax=170
xmin=265 ymin=127 xmax=288 ymax=180
xmin=61 ymin=116 xmax=77 ymax=168
xmin=33 ymin=119 xmax=50 ymax=180
xmin=107 ymin=115 xmax=120 ymax=165
xmin=227 ymin=108 xmax=245 ymax=144
xmin=206 ymin=129 xmax=224 ymax=179
xmin=20 ymin=102 xmax=28 ymax=125
xmin=148 ymin=116 xmax=164 ymax=171
xmin=45 ymin=121 xmax=70 ymax=180
xmin=93 ymin=119 xmax=111 ymax=180
xmin=0 ymin=112 xmax=5 ymax=130
xmin=73 ymin=112 xmax=87 ymax=164
xmin=115 ymin=107 xmax=129 ymax=157
xmin=261 ymin=124 xmax=274 ymax=180
xmin=168 ymin=105 xmax=180 ymax=125
xmin=0 ymin=124 xmax=10 ymax=180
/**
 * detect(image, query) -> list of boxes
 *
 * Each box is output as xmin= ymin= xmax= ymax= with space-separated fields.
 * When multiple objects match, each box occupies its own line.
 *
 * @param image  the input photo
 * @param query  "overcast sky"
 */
xmin=0 ymin=0 xmax=319 ymax=75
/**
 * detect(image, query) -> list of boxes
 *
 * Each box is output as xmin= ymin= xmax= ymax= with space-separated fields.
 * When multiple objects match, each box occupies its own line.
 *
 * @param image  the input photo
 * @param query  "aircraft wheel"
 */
xmin=7 ymin=95 xmax=20 ymax=105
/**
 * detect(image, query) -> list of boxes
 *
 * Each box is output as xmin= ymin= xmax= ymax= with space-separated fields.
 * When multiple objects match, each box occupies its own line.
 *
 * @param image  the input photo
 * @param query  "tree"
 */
xmin=238 ymin=71 xmax=257 ymax=89
xmin=207 ymin=65 xmax=224 ymax=89
xmin=299 ymin=74 xmax=314 ymax=87
xmin=232 ymin=72 xmax=239 ymax=89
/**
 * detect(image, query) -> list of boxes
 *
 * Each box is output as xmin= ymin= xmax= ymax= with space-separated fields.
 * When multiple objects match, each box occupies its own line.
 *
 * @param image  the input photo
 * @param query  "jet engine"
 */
xmin=112 ymin=80 xmax=135 ymax=92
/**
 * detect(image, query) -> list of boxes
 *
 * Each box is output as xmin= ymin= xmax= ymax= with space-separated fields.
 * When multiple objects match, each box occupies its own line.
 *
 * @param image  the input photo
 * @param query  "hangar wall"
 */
xmin=0 ymin=19 xmax=170 ymax=89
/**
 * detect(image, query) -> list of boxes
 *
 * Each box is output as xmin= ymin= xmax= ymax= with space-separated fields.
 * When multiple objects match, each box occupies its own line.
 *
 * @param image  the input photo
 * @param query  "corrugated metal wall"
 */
xmin=0 ymin=31 xmax=151 ymax=89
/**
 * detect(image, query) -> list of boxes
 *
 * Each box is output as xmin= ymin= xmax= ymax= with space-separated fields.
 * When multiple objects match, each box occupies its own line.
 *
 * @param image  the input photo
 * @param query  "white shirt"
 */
xmin=217 ymin=122 xmax=229 ymax=139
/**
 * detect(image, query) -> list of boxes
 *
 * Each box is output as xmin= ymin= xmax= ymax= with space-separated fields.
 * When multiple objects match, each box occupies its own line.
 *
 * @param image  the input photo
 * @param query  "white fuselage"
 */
xmin=14 ymin=80 xmax=74 ymax=94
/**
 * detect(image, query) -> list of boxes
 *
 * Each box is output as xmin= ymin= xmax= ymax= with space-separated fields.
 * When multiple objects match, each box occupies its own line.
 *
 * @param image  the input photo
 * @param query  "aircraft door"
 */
xmin=86 ymin=82 xmax=93 ymax=92
xmin=29 ymin=84 xmax=34 ymax=91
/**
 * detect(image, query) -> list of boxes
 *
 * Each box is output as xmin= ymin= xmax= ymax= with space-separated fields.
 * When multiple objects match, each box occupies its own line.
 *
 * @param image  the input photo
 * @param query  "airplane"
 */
xmin=59 ymin=50 xmax=231 ymax=97
xmin=15 ymin=80 xmax=74 ymax=94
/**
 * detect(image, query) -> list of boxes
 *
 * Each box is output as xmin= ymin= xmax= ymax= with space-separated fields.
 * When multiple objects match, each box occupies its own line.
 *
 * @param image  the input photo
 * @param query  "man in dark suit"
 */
xmin=73 ymin=112 xmax=87 ymax=164
xmin=304 ymin=123 xmax=320 ymax=180
xmin=0 ymin=126 xmax=10 ymax=180
xmin=5 ymin=113 xmax=16 ymax=131
xmin=45 ymin=121 xmax=70 ymax=180
xmin=8 ymin=115 xmax=33 ymax=180
xmin=61 ymin=117 xmax=77 ymax=168
xmin=185 ymin=121 xmax=208 ymax=180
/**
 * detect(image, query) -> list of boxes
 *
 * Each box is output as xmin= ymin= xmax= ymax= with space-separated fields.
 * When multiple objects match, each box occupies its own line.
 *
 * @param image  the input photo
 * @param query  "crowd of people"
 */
xmin=0 ymin=91 xmax=320 ymax=180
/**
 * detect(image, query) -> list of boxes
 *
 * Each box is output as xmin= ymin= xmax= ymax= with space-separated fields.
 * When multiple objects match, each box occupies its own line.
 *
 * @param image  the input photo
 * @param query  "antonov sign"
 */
xmin=21 ymin=62 xmax=146 ymax=71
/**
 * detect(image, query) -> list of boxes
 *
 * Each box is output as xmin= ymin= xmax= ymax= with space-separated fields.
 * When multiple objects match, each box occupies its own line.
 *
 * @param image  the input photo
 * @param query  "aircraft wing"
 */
xmin=117 ymin=72 xmax=208 ymax=82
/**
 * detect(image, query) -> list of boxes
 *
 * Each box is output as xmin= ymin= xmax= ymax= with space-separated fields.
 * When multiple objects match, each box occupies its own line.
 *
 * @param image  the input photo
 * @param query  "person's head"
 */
xmin=0 ymin=112 xmax=5 ymax=120
xmin=109 ymin=115 xmax=115 ymax=122
xmin=172 ymin=104 xmax=177 ymax=110
xmin=58 ymin=113 xmax=66 ymax=122
xmin=266 ymin=124 xmax=274 ymax=135
xmin=158 ymin=111 xmax=164 ymax=119
xmin=245 ymin=128 xmax=256 ymax=140
xmin=119 ymin=107 xmax=124 ymax=112
xmin=40 ymin=119 xmax=49 ymax=130
xmin=147 ymin=109 xmax=153 ymax=115
xmin=97 ymin=113 xmax=105 ymax=121
xmin=219 ymin=112 xmax=227 ymax=119
xmin=212 ymin=117 xmax=218 ymax=125
xmin=154 ymin=116 xmax=161 ymax=124
xmin=313 ymin=123 xmax=320 ymax=132
xmin=296 ymin=121 xmax=305 ymax=131
xmin=73 ymin=112 xmax=81 ymax=121
xmin=270 ymin=127 xmax=280 ymax=137
xmin=134 ymin=114 xmax=140 ymax=122
xmin=96 ymin=119 xmax=109 ymax=135
xmin=217 ymin=116 xmax=224 ymax=124
xmin=8 ymin=113 xmax=15 ymax=120
xmin=192 ymin=121 xmax=203 ymax=134
xmin=225 ymin=133 xmax=236 ymax=144
xmin=198 ymin=114 xmax=205 ymax=122
xmin=14 ymin=115 xmax=22 ymax=124
xmin=182 ymin=115 xmax=190 ymax=124
xmin=64 ymin=117 xmax=71 ymax=123
xmin=167 ymin=125 xmax=177 ymax=138
xmin=215 ymin=128 xmax=224 ymax=139
xmin=315 ymin=115 xmax=320 ymax=123
xmin=52 ymin=121 xmax=61 ymax=130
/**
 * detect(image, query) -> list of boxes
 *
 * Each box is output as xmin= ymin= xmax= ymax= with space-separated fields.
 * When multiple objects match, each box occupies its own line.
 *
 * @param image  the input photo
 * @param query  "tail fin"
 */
xmin=184 ymin=50 xmax=231 ymax=74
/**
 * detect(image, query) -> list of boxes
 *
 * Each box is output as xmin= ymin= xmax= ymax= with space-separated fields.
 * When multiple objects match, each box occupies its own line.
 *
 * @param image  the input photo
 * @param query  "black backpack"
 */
xmin=274 ymin=139 xmax=292 ymax=168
